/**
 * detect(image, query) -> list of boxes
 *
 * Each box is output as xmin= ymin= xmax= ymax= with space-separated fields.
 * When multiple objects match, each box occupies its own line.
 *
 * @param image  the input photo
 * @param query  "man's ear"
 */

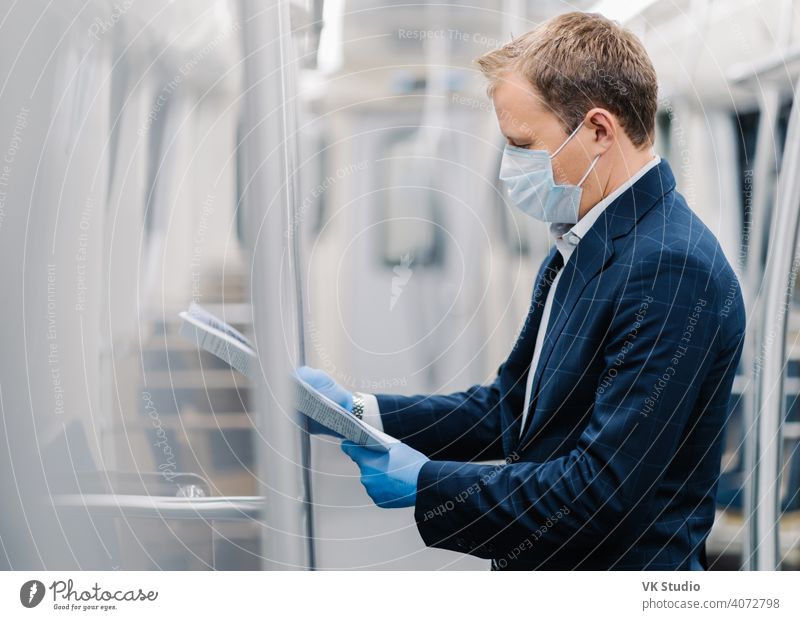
xmin=584 ymin=108 xmax=615 ymax=152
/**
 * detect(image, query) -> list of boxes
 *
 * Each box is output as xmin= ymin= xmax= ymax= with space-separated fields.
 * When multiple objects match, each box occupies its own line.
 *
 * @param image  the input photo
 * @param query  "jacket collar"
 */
xmin=551 ymin=154 xmax=662 ymax=260
xmin=601 ymin=158 xmax=676 ymax=241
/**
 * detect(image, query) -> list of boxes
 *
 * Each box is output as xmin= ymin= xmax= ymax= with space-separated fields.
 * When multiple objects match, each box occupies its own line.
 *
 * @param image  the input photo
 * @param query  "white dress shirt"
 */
xmin=362 ymin=155 xmax=661 ymax=437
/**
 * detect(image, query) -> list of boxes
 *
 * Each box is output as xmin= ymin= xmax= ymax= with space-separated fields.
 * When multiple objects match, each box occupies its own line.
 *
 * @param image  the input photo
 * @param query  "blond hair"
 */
xmin=476 ymin=12 xmax=657 ymax=147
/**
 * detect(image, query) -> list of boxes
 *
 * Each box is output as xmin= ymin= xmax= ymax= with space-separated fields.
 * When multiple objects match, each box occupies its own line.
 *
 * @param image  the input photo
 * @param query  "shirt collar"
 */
xmin=550 ymin=155 xmax=661 ymax=263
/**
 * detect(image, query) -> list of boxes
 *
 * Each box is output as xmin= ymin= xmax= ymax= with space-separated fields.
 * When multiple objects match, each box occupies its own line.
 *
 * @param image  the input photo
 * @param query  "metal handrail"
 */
xmin=728 ymin=44 xmax=800 ymax=85
xmin=750 ymin=74 xmax=800 ymax=571
xmin=741 ymin=86 xmax=781 ymax=570
xmin=240 ymin=0 xmax=314 ymax=570
xmin=54 ymin=494 xmax=263 ymax=522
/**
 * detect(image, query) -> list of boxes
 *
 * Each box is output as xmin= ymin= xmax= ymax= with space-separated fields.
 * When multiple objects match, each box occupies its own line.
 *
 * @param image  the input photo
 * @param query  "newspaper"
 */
xmin=178 ymin=303 xmax=398 ymax=452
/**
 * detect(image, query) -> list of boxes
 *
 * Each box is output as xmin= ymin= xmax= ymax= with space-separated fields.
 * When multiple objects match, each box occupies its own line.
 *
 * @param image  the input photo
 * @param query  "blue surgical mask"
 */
xmin=499 ymin=123 xmax=600 ymax=224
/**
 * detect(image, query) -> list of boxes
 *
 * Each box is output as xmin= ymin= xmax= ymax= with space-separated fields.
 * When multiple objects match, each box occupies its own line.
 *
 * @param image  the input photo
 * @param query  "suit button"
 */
xmin=456 ymin=537 xmax=467 ymax=549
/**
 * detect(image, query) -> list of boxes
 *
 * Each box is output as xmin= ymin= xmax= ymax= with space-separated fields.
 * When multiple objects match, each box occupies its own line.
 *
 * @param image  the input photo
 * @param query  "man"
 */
xmin=300 ymin=11 xmax=746 ymax=570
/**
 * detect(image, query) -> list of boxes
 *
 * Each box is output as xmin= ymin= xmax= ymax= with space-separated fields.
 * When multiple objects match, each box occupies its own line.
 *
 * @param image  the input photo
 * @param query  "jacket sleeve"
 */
xmin=413 ymin=250 xmax=727 ymax=560
xmin=375 ymin=375 xmax=506 ymax=462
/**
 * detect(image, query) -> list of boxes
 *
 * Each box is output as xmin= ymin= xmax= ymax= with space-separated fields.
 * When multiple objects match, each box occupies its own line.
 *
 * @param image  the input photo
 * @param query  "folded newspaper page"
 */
xmin=178 ymin=303 xmax=398 ymax=452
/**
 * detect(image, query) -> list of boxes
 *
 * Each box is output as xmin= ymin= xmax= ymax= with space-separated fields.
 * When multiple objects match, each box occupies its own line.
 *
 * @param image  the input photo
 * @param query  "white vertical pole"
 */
xmin=239 ymin=0 xmax=313 ymax=570
xmin=742 ymin=87 xmax=779 ymax=570
xmin=751 ymin=77 xmax=800 ymax=571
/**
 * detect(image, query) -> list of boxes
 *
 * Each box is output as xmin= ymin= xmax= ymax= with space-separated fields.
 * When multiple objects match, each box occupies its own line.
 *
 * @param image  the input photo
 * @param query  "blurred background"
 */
xmin=1 ymin=0 xmax=800 ymax=570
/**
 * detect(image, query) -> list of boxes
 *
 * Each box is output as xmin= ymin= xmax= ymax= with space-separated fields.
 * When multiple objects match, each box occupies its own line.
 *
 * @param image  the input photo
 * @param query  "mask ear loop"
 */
xmin=578 ymin=154 xmax=601 ymax=187
xmin=550 ymin=122 xmax=584 ymax=159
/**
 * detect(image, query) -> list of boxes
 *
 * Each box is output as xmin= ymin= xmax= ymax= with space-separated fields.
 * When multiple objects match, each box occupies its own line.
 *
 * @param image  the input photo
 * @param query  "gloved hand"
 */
xmin=341 ymin=440 xmax=429 ymax=508
xmin=296 ymin=366 xmax=353 ymax=437
xmin=296 ymin=366 xmax=353 ymax=411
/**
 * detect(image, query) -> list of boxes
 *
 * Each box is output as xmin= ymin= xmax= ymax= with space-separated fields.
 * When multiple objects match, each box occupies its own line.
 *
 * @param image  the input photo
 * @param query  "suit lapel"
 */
xmin=515 ymin=160 xmax=677 ymax=446
xmin=516 ymin=226 xmax=615 ymax=442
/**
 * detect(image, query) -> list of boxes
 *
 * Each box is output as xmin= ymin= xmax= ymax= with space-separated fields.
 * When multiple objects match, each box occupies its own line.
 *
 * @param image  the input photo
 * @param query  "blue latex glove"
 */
xmin=341 ymin=440 xmax=429 ymax=508
xmin=296 ymin=366 xmax=353 ymax=411
xmin=296 ymin=366 xmax=353 ymax=436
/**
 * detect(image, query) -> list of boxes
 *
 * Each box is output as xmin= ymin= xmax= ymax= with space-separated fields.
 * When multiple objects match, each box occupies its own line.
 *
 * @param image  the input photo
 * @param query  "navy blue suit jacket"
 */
xmin=375 ymin=160 xmax=746 ymax=570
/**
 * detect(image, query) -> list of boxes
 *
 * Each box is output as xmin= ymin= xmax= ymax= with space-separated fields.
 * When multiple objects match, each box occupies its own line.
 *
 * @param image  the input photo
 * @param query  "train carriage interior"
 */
xmin=2 ymin=0 xmax=800 ymax=571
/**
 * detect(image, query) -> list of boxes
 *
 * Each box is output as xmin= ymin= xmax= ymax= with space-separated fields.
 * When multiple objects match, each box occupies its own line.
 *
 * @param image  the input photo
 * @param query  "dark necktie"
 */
xmin=520 ymin=249 xmax=565 ymax=437
xmin=534 ymin=249 xmax=565 ymax=309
